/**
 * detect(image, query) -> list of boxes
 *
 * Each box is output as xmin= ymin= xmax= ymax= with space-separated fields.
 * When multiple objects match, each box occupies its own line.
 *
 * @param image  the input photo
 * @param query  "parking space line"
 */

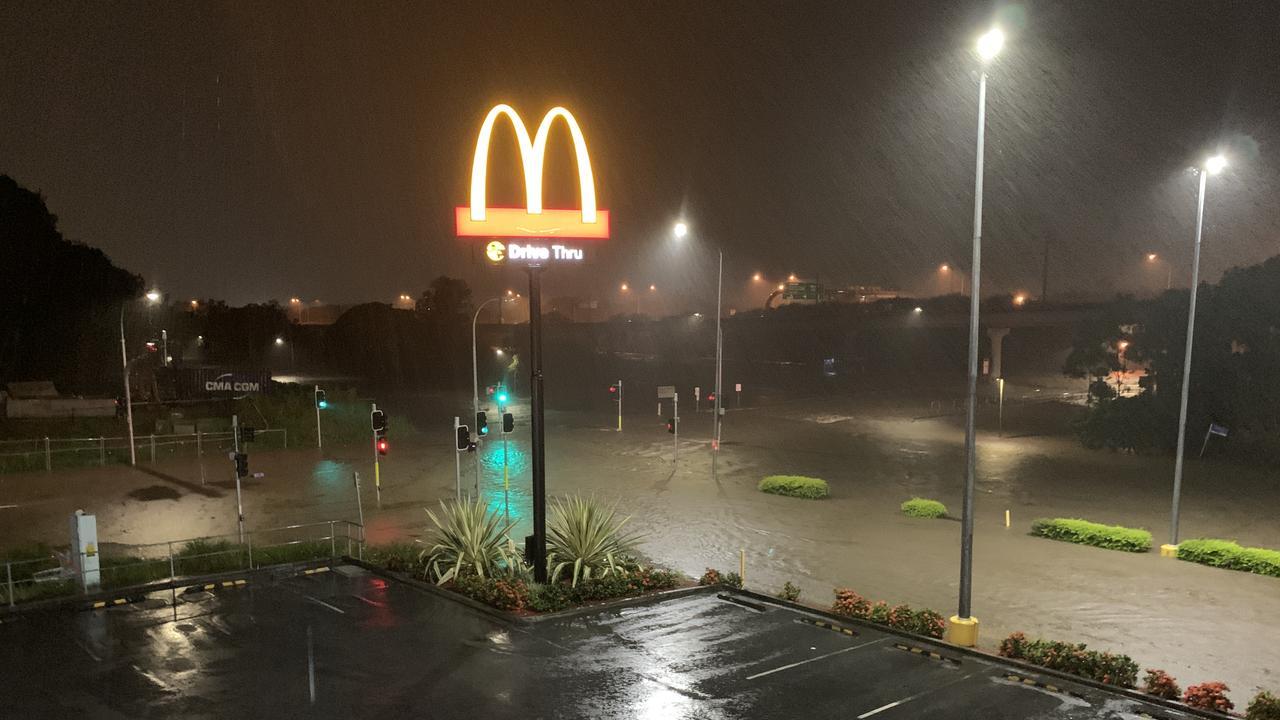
xmin=855 ymin=670 xmax=983 ymax=718
xmin=305 ymin=595 xmax=345 ymax=614
xmin=746 ymin=636 xmax=887 ymax=680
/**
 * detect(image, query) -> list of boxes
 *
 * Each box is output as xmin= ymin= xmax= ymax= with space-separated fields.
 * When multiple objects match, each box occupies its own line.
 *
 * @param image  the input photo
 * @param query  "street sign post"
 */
xmin=694 ymin=386 xmax=700 ymax=413
xmin=615 ymin=380 xmax=623 ymax=432
xmin=735 ymin=382 xmax=742 ymax=408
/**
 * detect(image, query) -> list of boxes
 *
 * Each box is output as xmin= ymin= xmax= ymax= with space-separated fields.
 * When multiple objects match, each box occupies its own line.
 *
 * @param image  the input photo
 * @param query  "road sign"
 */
xmin=735 ymin=383 xmax=742 ymax=392
xmin=657 ymin=385 xmax=676 ymax=399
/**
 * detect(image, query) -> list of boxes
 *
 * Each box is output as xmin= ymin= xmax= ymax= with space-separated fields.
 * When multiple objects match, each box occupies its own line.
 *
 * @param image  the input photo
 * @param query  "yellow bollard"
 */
xmin=1005 ymin=509 xmax=1011 ymax=528
xmin=739 ymin=549 xmax=746 ymax=585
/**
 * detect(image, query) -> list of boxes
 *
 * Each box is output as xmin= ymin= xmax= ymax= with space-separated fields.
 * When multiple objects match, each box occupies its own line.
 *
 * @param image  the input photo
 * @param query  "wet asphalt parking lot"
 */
xmin=1 ymin=565 xmax=1202 ymax=719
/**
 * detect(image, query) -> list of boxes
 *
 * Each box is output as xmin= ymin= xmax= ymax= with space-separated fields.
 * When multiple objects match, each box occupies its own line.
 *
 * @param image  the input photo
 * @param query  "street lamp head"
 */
xmin=145 ymin=289 xmax=162 ymax=303
xmin=940 ymin=264 xmax=950 ymax=272
xmin=673 ymin=222 xmax=688 ymax=239
xmin=913 ymin=306 xmax=924 ymax=314
xmin=274 ymin=337 xmax=285 ymax=346
xmin=752 ymin=273 xmax=762 ymax=282
xmin=189 ymin=299 xmax=199 ymax=308
xmin=1205 ymin=155 xmax=1227 ymax=175
xmin=507 ymin=289 xmax=514 ymax=296
xmin=620 ymin=283 xmax=629 ymax=292
xmin=977 ymin=27 xmax=1004 ymax=61
xmin=788 ymin=273 xmax=797 ymax=282
xmin=495 ymin=348 xmax=504 ymax=357
xmin=1013 ymin=294 xmax=1027 ymax=306
xmin=649 ymin=284 xmax=656 ymax=291
xmin=777 ymin=283 xmax=786 ymax=291
xmin=1147 ymin=253 xmax=1158 ymax=261
xmin=289 ymin=297 xmax=301 ymax=304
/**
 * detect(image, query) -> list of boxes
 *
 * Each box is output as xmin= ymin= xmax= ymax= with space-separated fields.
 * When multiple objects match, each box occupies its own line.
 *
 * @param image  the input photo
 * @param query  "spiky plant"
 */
xmin=420 ymin=498 xmax=517 ymax=584
xmin=546 ymin=495 xmax=642 ymax=587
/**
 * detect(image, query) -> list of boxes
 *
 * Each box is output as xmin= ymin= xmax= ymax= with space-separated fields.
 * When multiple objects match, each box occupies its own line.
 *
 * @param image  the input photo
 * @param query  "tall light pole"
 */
xmin=672 ymin=221 xmax=724 ymax=458
xmin=1164 ymin=154 xmax=1227 ymax=556
xmin=472 ymin=297 xmax=499 ymax=493
xmin=952 ymin=26 xmax=1003 ymax=649
xmin=120 ymin=289 xmax=162 ymax=466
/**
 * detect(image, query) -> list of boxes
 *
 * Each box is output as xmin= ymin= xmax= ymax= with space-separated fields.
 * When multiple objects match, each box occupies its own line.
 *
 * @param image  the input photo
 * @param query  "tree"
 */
xmin=0 ymin=175 xmax=142 ymax=393
xmin=415 ymin=276 xmax=472 ymax=322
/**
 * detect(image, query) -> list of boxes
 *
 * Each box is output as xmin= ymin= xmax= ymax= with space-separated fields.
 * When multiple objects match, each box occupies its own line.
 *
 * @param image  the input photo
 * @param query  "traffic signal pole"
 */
xmin=370 ymin=403 xmax=381 ymax=500
xmin=314 ymin=384 xmax=323 ymax=450
xmin=617 ymin=379 xmax=623 ymax=432
xmin=527 ymin=266 xmax=548 ymax=583
xmin=453 ymin=416 xmax=462 ymax=500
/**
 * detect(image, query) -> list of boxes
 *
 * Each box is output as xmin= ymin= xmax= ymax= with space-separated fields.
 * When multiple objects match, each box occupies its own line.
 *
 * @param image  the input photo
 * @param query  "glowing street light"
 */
xmin=649 ymin=284 xmax=656 ymax=291
xmin=145 ymin=289 xmax=162 ymax=303
xmin=777 ymin=283 xmax=785 ymax=291
xmin=1146 ymin=252 xmax=1172 ymax=289
xmin=1167 ymin=153 xmax=1229 ymax=553
xmin=1012 ymin=293 xmax=1027 ymax=306
xmin=1146 ymin=253 xmax=1158 ymax=261
xmin=620 ymin=283 xmax=629 ymax=292
xmin=752 ymin=273 xmax=762 ymax=282
xmin=788 ymin=273 xmax=797 ymax=282
xmin=289 ymin=297 xmax=301 ymax=304
xmin=274 ymin=337 xmax=285 ymax=346
xmin=121 ymin=287 xmax=164 ymax=466
xmin=954 ymin=23 xmax=1005 ymax=649
xmin=673 ymin=221 xmax=688 ymax=239
xmin=189 ymin=299 xmax=199 ymax=309
xmin=977 ymin=27 xmax=1004 ymax=61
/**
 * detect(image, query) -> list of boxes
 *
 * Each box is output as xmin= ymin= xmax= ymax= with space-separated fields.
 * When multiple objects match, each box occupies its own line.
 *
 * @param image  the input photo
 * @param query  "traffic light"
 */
xmin=240 ymin=426 xmax=256 ymax=442
xmin=376 ymin=434 xmax=389 ymax=455
xmin=234 ymin=452 xmax=249 ymax=478
xmin=145 ymin=340 xmax=159 ymax=353
xmin=666 ymin=418 xmax=676 ymax=434
xmin=371 ymin=409 xmax=387 ymax=433
xmin=608 ymin=384 xmax=618 ymax=401
xmin=502 ymin=412 xmax=514 ymax=433
xmin=315 ymin=388 xmax=328 ymax=410
xmin=707 ymin=392 xmax=716 ymax=403
xmin=455 ymin=424 xmax=471 ymax=451
xmin=476 ymin=411 xmax=489 ymax=436
xmin=496 ymin=387 xmax=509 ymax=404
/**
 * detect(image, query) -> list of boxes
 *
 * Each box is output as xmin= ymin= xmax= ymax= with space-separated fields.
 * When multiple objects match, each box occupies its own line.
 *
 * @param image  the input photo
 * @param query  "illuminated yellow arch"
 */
xmin=469 ymin=104 xmax=598 ymax=224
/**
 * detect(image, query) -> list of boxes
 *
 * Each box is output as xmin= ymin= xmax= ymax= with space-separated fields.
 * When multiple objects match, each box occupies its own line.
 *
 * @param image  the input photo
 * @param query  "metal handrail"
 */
xmin=2 ymin=519 xmax=363 ymax=608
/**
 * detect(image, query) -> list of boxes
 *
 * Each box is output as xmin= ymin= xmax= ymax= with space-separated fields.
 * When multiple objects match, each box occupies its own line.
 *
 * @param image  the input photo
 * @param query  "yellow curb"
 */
xmin=1159 ymin=543 xmax=1179 ymax=558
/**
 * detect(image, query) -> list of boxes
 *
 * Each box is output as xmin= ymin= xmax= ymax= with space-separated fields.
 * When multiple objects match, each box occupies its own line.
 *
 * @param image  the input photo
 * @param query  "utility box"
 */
xmin=69 ymin=510 xmax=100 ymax=591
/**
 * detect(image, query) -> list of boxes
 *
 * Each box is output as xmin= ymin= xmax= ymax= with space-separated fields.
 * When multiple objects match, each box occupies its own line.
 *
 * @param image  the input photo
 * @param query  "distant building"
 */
xmin=769 ymin=281 xmax=899 ymax=308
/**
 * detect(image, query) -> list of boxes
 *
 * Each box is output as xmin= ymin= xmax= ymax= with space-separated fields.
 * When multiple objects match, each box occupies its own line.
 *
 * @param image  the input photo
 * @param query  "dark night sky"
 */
xmin=2 ymin=1 xmax=1278 ymax=309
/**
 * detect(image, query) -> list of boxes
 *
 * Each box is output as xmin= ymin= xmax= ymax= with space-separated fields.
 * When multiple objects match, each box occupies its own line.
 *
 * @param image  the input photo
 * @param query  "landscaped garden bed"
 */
xmin=758 ymin=475 xmax=829 ymax=499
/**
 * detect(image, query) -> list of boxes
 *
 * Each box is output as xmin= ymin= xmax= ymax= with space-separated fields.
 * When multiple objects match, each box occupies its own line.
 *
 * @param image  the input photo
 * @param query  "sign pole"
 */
xmin=353 ymin=471 xmax=365 ymax=530
xmin=501 ymin=400 xmax=510 ymax=528
xmin=617 ymin=379 xmax=623 ymax=432
xmin=528 ymin=265 xmax=548 ymax=583
xmin=314 ymin=384 xmax=323 ymax=449
xmin=233 ymin=415 xmax=244 ymax=543
xmin=370 ymin=403 xmax=381 ymax=504
xmin=673 ymin=392 xmax=679 ymax=463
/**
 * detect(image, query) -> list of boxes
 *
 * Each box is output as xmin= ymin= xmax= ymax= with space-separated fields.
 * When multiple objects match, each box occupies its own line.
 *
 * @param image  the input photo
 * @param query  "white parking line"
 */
xmin=746 ymin=637 xmax=887 ymax=680
xmin=305 ymin=595 xmax=345 ymax=614
xmin=856 ymin=671 xmax=983 ymax=718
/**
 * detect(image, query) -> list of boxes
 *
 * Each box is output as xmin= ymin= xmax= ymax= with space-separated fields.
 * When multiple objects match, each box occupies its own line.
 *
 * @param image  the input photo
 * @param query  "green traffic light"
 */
xmin=497 ymin=392 xmax=508 ymax=404
xmin=318 ymin=400 xmax=328 ymax=409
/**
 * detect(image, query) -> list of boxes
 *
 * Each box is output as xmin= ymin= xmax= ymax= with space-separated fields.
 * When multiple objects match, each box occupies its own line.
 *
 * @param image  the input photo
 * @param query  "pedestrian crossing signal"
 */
xmin=666 ymin=418 xmax=675 ymax=434
xmin=502 ymin=412 xmax=514 ymax=433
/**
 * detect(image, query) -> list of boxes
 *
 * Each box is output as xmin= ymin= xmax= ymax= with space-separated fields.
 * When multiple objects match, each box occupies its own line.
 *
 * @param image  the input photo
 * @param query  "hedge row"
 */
xmin=831 ymin=588 xmax=946 ymax=639
xmin=758 ymin=475 xmax=829 ymax=499
xmin=1030 ymin=518 xmax=1152 ymax=553
xmin=449 ymin=565 xmax=683 ymax=613
xmin=999 ymin=632 xmax=1139 ymax=687
xmin=1177 ymin=538 xmax=1280 ymax=578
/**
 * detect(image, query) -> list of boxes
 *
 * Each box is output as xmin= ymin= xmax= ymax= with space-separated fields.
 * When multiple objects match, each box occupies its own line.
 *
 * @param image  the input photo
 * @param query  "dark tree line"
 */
xmin=1064 ymin=256 xmax=1280 ymax=460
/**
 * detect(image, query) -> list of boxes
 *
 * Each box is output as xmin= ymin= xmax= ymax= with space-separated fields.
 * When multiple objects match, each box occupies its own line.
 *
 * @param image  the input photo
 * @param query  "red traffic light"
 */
xmin=377 ymin=438 xmax=389 ymax=455
xmin=707 ymin=392 xmax=716 ymax=402
xmin=608 ymin=385 xmax=617 ymax=393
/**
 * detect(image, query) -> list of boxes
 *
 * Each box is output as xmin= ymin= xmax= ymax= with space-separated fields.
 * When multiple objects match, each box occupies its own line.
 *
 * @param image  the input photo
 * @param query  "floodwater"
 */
xmin=2 ymin=391 xmax=1277 ymax=698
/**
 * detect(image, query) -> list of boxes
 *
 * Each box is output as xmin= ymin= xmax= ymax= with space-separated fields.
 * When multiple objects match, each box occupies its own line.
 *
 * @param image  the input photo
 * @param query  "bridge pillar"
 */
xmin=986 ymin=327 xmax=1010 ymax=379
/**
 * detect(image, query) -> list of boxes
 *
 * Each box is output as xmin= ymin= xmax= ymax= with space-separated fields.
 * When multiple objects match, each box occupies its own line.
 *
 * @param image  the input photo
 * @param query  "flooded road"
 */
xmin=2 ymin=395 xmax=1277 ymax=698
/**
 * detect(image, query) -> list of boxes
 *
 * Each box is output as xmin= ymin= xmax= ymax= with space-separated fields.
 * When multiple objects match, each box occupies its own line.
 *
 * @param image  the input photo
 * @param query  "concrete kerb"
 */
xmin=725 ymin=586 xmax=1233 ymax=720
xmin=345 ymin=556 xmax=719 ymax=624
xmin=0 ymin=557 xmax=335 ymax=620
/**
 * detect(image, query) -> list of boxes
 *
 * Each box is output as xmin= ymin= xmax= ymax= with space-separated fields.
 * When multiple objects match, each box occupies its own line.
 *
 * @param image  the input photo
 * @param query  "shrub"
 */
xmin=777 ymin=581 xmax=801 ymax=602
xmin=1184 ymin=682 xmax=1234 ymax=713
xmin=699 ymin=568 xmax=723 ymax=586
xmin=1247 ymin=690 xmax=1280 ymax=720
xmin=758 ymin=475 xmax=829 ymax=499
xmin=364 ymin=542 xmax=421 ymax=573
xmin=1177 ymin=538 xmax=1280 ymax=578
xmin=1141 ymin=669 xmax=1181 ymax=700
xmin=546 ymin=495 xmax=642 ymax=587
xmin=1030 ymin=518 xmax=1152 ymax=553
xmin=451 ymin=572 xmax=531 ymax=611
xmin=722 ymin=571 xmax=743 ymax=589
xmin=831 ymin=588 xmax=871 ymax=619
xmin=421 ymin=498 xmax=519 ymax=584
xmin=911 ymin=609 xmax=946 ymax=639
xmin=901 ymin=498 xmax=948 ymax=519
xmin=530 ymin=582 xmax=573 ymax=612
xmin=831 ymin=589 xmax=945 ymax=638
xmin=997 ymin=632 xmax=1138 ymax=687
